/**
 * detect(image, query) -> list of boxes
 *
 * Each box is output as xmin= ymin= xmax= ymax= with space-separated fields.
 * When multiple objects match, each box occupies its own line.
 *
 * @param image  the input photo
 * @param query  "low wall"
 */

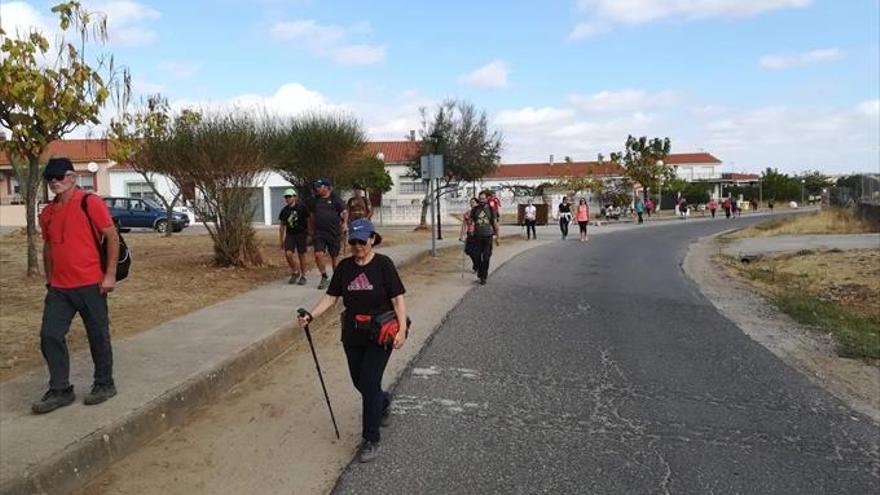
xmin=856 ymin=201 xmax=880 ymax=228
xmin=0 ymin=205 xmax=26 ymax=227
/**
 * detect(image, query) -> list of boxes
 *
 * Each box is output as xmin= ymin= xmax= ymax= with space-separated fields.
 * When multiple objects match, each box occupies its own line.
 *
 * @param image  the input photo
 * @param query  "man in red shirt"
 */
xmin=32 ymin=158 xmax=120 ymax=414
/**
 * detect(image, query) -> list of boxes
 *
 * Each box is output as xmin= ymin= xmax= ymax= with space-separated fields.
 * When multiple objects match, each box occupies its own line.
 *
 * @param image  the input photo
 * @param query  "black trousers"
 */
xmin=710 ymin=208 xmax=716 ymax=218
xmin=725 ymin=207 xmax=731 ymax=218
xmin=465 ymin=236 xmax=479 ymax=271
xmin=525 ymin=220 xmax=537 ymax=239
xmin=559 ymin=217 xmax=570 ymax=237
xmin=343 ymin=344 xmax=392 ymax=443
xmin=473 ymin=236 xmax=493 ymax=281
xmin=637 ymin=212 xmax=643 ymax=224
xmin=40 ymin=285 xmax=114 ymax=391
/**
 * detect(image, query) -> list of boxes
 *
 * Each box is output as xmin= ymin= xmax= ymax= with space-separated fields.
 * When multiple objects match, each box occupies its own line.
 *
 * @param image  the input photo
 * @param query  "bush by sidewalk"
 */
xmin=727 ymin=208 xmax=878 ymax=239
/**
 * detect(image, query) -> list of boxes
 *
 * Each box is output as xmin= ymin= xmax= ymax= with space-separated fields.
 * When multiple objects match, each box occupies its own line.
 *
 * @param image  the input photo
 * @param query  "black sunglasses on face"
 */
xmin=348 ymin=238 xmax=368 ymax=246
xmin=45 ymin=174 xmax=67 ymax=182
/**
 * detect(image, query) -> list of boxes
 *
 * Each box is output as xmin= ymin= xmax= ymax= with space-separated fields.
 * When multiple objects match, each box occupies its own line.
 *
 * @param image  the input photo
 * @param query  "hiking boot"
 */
xmin=297 ymin=275 xmax=307 ymax=286
xmin=479 ymin=278 xmax=487 ymax=285
xmin=288 ymin=274 xmax=299 ymax=284
xmin=358 ymin=441 xmax=379 ymax=463
xmin=84 ymin=383 xmax=117 ymax=406
xmin=317 ymin=275 xmax=329 ymax=290
xmin=32 ymin=386 xmax=75 ymax=414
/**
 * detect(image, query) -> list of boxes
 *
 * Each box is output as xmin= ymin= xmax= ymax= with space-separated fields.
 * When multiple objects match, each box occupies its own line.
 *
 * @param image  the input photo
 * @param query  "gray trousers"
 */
xmin=40 ymin=285 xmax=114 ymax=390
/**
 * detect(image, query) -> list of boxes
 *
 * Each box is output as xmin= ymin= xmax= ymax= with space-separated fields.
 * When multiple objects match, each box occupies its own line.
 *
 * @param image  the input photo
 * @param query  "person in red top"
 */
xmin=32 ymin=158 xmax=120 ymax=414
xmin=708 ymin=197 xmax=718 ymax=219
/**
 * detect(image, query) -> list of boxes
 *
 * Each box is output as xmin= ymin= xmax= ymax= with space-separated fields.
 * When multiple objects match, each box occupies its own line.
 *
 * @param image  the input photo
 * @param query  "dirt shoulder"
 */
xmin=684 ymin=234 xmax=880 ymax=423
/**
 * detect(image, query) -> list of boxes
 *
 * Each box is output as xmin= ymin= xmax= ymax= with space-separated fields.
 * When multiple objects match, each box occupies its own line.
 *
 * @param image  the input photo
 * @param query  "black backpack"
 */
xmin=82 ymin=194 xmax=131 ymax=281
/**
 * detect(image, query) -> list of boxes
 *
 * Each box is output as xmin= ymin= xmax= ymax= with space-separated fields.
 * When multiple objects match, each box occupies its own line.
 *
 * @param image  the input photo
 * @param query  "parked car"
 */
xmin=102 ymin=197 xmax=190 ymax=233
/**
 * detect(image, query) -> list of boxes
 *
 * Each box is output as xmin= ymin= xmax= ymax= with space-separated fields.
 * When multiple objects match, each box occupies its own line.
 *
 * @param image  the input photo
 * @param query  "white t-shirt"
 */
xmin=524 ymin=205 xmax=537 ymax=221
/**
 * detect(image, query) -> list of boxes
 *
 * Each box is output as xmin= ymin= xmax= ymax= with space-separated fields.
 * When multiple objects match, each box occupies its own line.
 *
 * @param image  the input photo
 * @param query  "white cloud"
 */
xmin=0 ymin=2 xmax=53 ymax=39
xmin=495 ymin=107 xmax=575 ymax=128
xmin=568 ymin=22 xmax=611 ymax=40
xmin=270 ymin=19 xmax=386 ymax=66
xmin=570 ymin=0 xmax=810 ymax=39
xmin=855 ymin=99 xmax=880 ymax=117
xmin=759 ymin=48 xmax=844 ymax=69
xmin=131 ymin=78 xmax=164 ymax=95
xmin=159 ymin=61 xmax=200 ymax=79
xmin=458 ymin=60 xmax=510 ymax=89
xmin=568 ymin=89 xmax=679 ymax=113
xmin=90 ymin=1 xmax=161 ymax=47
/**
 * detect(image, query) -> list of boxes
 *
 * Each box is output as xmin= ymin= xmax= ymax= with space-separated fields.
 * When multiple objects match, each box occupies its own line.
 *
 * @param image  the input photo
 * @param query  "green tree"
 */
xmin=350 ymin=154 xmax=393 ymax=194
xmin=409 ymin=99 xmax=503 ymax=229
xmin=798 ymin=170 xmax=830 ymax=197
xmin=611 ymin=135 xmax=673 ymax=202
xmin=269 ymin=112 xmax=367 ymax=197
xmin=760 ymin=167 xmax=800 ymax=201
xmin=0 ymin=1 xmax=115 ymax=276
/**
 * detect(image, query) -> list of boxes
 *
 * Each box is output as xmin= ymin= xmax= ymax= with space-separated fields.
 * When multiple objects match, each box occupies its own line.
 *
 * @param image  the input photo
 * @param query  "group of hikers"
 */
xmin=33 ymin=161 xmax=409 ymax=464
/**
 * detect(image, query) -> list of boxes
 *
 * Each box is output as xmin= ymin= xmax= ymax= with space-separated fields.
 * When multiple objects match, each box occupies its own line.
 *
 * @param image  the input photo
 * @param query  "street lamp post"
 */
xmin=656 ymin=159 xmax=664 ymax=213
xmin=801 ymin=179 xmax=806 ymax=205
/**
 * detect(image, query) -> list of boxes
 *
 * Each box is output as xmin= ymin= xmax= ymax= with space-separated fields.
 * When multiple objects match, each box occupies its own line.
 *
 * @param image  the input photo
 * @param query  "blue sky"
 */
xmin=3 ymin=0 xmax=879 ymax=174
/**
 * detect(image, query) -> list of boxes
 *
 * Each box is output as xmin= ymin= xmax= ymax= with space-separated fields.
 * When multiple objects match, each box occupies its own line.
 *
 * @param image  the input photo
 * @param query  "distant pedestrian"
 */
xmin=459 ymin=197 xmax=480 ymax=272
xmin=750 ymin=199 xmax=758 ymax=212
xmin=524 ymin=199 xmax=537 ymax=240
xmin=678 ymin=198 xmax=689 ymax=219
xmin=722 ymin=197 xmax=732 ymax=219
xmin=768 ymin=199 xmax=775 ymax=212
xmin=297 ymin=218 xmax=407 ymax=464
xmin=487 ymin=191 xmax=501 ymax=224
xmin=279 ymin=188 xmax=310 ymax=285
xmin=708 ymin=197 xmax=718 ymax=219
xmin=33 ymin=158 xmax=119 ymax=414
xmin=645 ymin=198 xmax=654 ymax=217
xmin=576 ymin=198 xmax=590 ymax=242
xmin=310 ymin=178 xmax=348 ymax=290
xmin=471 ymin=192 xmax=500 ymax=284
xmin=346 ymin=184 xmax=372 ymax=222
xmin=558 ymin=197 xmax=572 ymax=240
xmin=735 ymin=199 xmax=743 ymax=218
xmin=634 ymin=197 xmax=645 ymax=224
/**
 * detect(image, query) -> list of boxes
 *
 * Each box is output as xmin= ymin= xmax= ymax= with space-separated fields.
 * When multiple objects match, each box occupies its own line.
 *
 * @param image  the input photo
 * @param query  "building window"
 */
xmin=399 ymin=181 xmax=427 ymax=194
xmin=128 ymin=182 xmax=156 ymax=200
xmin=76 ymin=173 xmax=95 ymax=192
xmin=10 ymin=176 xmax=20 ymax=195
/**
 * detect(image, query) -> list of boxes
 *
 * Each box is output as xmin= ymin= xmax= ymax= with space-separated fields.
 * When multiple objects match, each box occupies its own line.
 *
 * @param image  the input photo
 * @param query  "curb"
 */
xmin=1 ymin=239 xmax=492 ymax=495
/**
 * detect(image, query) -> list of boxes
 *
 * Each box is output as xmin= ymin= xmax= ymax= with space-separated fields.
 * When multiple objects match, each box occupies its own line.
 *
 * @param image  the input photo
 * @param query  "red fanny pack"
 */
xmin=354 ymin=311 xmax=411 ymax=348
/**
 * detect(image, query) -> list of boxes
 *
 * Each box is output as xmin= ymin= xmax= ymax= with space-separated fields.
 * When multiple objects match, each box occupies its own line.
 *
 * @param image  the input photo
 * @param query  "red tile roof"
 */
xmin=365 ymin=141 xmax=420 ymax=164
xmin=666 ymin=152 xmax=721 ymax=164
xmin=489 ymin=153 xmax=722 ymax=180
xmin=0 ymin=139 xmax=115 ymax=166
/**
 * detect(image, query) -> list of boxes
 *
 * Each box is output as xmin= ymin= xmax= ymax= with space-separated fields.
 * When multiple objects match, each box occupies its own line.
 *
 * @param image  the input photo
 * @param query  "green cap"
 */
xmin=284 ymin=188 xmax=297 ymax=197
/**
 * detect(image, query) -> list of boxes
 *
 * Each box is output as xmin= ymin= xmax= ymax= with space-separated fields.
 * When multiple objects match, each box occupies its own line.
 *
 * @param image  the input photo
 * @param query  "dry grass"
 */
xmin=0 ymin=227 xmax=430 ymax=381
xmin=728 ymin=208 xmax=878 ymax=239
xmin=722 ymin=249 xmax=880 ymax=360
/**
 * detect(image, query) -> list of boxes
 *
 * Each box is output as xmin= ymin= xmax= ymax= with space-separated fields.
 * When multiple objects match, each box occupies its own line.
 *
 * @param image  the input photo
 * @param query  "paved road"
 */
xmin=333 ymin=218 xmax=879 ymax=494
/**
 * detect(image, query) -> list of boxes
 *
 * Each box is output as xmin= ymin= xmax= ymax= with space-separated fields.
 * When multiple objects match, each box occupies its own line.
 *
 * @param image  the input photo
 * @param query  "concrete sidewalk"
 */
xmin=722 ymin=233 xmax=880 ymax=258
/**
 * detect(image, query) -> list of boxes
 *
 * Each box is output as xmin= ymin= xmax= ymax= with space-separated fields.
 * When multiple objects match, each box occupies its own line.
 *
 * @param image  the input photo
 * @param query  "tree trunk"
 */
xmin=415 ymin=189 xmax=431 ymax=231
xmin=25 ymin=156 xmax=41 ymax=277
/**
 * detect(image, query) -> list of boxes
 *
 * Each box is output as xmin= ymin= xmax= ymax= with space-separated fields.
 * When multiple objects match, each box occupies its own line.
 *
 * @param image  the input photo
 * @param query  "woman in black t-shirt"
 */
xmin=558 ymin=196 xmax=572 ymax=240
xmin=297 ymin=218 xmax=407 ymax=463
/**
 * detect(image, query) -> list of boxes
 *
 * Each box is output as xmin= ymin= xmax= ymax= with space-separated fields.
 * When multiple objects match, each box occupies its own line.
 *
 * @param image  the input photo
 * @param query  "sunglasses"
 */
xmin=348 ymin=238 xmax=368 ymax=246
xmin=45 ymin=174 xmax=68 ymax=182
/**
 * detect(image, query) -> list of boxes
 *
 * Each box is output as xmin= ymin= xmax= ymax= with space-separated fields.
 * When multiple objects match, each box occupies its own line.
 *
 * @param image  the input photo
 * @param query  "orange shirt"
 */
xmin=576 ymin=204 xmax=589 ymax=222
xmin=40 ymin=188 xmax=114 ymax=288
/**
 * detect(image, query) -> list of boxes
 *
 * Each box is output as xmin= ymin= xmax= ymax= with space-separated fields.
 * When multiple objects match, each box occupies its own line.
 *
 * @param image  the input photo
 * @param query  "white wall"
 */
xmin=674 ymin=163 xmax=722 ymax=181
xmin=109 ymin=171 xmax=179 ymax=200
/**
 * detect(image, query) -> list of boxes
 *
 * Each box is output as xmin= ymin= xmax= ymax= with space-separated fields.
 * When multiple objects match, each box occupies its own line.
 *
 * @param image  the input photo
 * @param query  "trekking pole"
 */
xmin=460 ymin=242 xmax=466 ymax=279
xmin=296 ymin=308 xmax=340 ymax=439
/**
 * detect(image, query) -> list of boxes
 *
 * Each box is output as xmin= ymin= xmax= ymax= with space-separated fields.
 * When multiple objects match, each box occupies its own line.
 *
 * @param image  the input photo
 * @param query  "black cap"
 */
xmin=314 ymin=178 xmax=332 ymax=189
xmin=44 ymin=158 xmax=74 ymax=178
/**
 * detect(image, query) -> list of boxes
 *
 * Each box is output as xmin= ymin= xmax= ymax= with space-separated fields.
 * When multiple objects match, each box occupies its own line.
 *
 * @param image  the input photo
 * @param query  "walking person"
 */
xmin=309 ymin=178 xmax=348 ymax=290
xmin=347 ymin=184 xmax=372 ymax=222
xmin=722 ymin=196 xmax=732 ymax=219
xmin=523 ymin=199 xmax=537 ymax=240
xmin=558 ymin=196 xmax=572 ymax=240
xmin=459 ymin=197 xmax=480 ymax=273
xmin=576 ymin=198 xmax=590 ymax=242
xmin=708 ymin=197 xmax=718 ymax=219
xmin=279 ymin=188 xmax=310 ymax=285
xmin=471 ymin=192 xmax=500 ymax=285
xmin=768 ymin=198 xmax=775 ymax=213
xmin=645 ymin=198 xmax=654 ymax=218
xmin=32 ymin=158 xmax=119 ymax=414
xmin=297 ymin=218 xmax=407 ymax=463
xmin=634 ymin=197 xmax=645 ymax=224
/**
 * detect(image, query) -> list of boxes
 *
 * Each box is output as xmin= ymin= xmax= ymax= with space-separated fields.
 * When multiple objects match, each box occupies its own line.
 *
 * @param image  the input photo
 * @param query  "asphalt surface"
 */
xmin=333 ymin=218 xmax=880 ymax=494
